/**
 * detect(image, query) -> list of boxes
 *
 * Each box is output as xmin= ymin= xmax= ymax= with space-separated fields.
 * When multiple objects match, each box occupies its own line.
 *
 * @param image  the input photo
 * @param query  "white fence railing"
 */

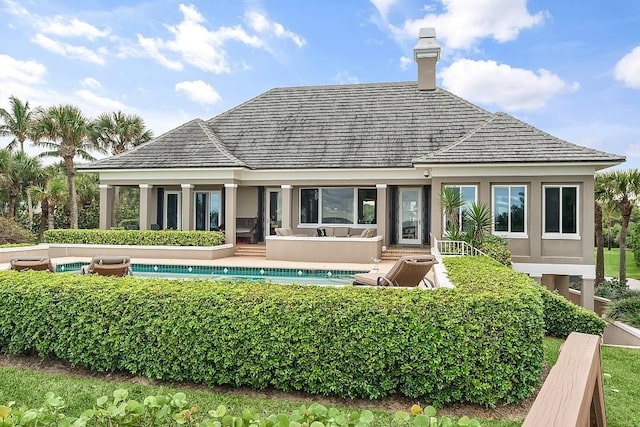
xmin=431 ymin=234 xmax=488 ymax=257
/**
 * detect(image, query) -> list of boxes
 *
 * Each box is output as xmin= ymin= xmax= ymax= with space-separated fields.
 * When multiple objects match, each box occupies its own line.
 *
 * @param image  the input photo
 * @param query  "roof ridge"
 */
xmin=423 ymin=114 xmax=498 ymax=159
xmin=196 ymin=120 xmax=246 ymax=166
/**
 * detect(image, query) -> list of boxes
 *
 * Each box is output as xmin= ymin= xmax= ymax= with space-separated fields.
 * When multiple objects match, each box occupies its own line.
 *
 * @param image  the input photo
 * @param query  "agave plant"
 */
xmin=465 ymin=201 xmax=492 ymax=246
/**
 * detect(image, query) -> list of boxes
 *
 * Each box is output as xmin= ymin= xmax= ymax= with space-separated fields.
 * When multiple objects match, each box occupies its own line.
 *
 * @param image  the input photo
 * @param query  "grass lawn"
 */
xmin=0 ymin=339 xmax=636 ymax=426
xmin=597 ymin=247 xmax=640 ymax=280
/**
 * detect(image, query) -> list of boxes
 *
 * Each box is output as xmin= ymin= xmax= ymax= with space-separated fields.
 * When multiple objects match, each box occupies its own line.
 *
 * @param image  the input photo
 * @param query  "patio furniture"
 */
xmin=275 ymin=227 xmax=308 ymax=237
xmin=236 ymin=217 xmax=258 ymax=243
xmin=81 ymin=256 xmax=133 ymax=277
xmin=353 ymin=255 xmax=437 ymax=288
xmin=10 ymin=257 xmax=55 ymax=272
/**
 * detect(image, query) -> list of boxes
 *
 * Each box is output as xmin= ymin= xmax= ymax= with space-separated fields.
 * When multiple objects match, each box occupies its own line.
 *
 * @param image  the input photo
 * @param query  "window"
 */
xmin=543 ymin=185 xmax=578 ymax=237
xmin=443 ymin=185 xmax=477 ymax=231
xmin=299 ymin=187 xmax=377 ymax=226
xmin=164 ymin=192 xmax=181 ymax=230
xmin=195 ymin=191 xmax=221 ymax=231
xmin=492 ymin=185 xmax=527 ymax=236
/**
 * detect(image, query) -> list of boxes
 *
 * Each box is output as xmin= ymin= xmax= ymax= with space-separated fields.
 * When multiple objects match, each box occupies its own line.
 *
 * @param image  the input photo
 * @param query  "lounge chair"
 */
xmin=81 ymin=256 xmax=133 ymax=277
xmin=353 ymin=255 xmax=437 ymax=288
xmin=10 ymin=256 xmax=55 ymax=272
xmin=275 ymin=227 xmax=308 ymax=237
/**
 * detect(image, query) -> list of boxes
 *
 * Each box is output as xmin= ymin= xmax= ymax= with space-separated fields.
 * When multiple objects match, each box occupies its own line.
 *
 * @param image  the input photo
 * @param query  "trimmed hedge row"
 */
xmin=44 ymin=229 xmax=225 ymax=246
xmin=443 ymin=257 xmax=607 ymax=338
xmin=0 ymin=267 xmax=544 ymax=407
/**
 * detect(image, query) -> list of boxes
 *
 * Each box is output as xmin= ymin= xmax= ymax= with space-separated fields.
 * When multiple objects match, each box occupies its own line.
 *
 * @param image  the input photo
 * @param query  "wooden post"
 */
xmin=523 ymin=332 xmax=606 ymax=427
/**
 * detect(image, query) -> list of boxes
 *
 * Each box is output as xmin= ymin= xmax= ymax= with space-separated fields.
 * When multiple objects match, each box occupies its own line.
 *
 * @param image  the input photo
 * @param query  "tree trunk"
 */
xmin=607 ymin=217 xmax=612 ymax=250
xmin=40 ymin=199 xmax=48 ymax=240
xmin=64 ymin=156 xmax=78 ymax=229
xmin=595 ymin=202 xmax=605 ymax=285
xmin=47 ymin=201 xmax=55 ymax=230
xmin=27 ymin=191 xmax=34 ymax=230
xmin=7 ymin=194 xmax=16 ymax=219
xmin=619 ymin=198 xmax=632 ymax=284
xmin=111 ymin=186 xmax=121 ymax=228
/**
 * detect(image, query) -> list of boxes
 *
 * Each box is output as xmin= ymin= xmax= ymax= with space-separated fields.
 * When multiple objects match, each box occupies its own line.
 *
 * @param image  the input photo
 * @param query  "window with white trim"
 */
xmin=492 ymin=185 xmax=527 ymax=237
xmin=543 ymin=185 xmax=579 ymax=237
xmin=443 ymin=185 xmax=477 ymax=231
xmin=299 ymin=187 xmax=377 ymax=226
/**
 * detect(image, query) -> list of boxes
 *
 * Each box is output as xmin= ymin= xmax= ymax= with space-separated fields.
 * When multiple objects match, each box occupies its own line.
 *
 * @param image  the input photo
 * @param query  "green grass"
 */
xmin=0 ymin=338 xmax=635 ymax=426
xmin=597 ymin=247 xmax=640 ymax=280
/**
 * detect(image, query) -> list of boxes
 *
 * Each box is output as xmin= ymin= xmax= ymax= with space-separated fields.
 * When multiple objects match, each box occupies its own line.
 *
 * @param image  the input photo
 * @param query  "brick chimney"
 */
xmin=413 ymin=28 xmax=441 ymax=91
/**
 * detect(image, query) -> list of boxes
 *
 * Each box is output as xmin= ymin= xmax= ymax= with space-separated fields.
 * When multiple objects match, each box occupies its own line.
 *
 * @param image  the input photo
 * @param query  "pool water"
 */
xmin=56 ymin=262 xmax=364 ymax=286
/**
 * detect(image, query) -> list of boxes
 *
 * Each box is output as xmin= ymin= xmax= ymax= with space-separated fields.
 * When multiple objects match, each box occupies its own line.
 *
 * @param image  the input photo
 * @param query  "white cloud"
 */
xmin=245 ymin=10 xmax=305 ymax=48
xmin=80 ymin=77 xmax=102 ymax=89
xmin=0 ymin=54 xmax=46 ymax=84
xmin=334 ymin=70 xmax=360 ymax=84
xmin=32 ymin=33 xmax=107 ymax=65
xmin=440 ymin=59 xmax=579 ymax=111
xmin=175 ymin=80 xmax=222 ymax=105
xmin=615 ymin=46 xmax=640 ymax=89
xmin=370 ymin=0 xmax=399 ymax=20
xmin=136 ymin=34 xmax=184 ymax=70
xmin=389 ymin=0 xmax=545 ymax=49
xmin=38 ymin=16 xmax=110 ymax=40
xmin=73 ymin=89 xmax=129 ymax=114
xmin=399 ymin=55 xmax=412 ymax=70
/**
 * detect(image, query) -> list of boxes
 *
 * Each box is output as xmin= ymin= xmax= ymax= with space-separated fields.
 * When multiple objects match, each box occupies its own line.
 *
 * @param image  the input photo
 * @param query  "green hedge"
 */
xmin=0 ymin=267 xmax=544 ymax=407
xmin=444 ymin=257 xmax=606 ymax=338
xmin=44 ymin=229 xmax=225 ymax=246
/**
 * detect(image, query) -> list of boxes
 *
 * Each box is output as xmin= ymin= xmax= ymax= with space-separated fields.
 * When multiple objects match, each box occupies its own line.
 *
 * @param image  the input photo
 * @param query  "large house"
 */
xmin=81 ymin=29 xmax=624 ymax=307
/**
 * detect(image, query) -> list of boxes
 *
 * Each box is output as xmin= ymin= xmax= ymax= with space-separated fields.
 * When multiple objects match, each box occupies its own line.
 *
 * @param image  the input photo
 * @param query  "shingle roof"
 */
xmin=81 ymin=81 xmax=624 ymax=170
xmin=81 ymin=118 xmax=245 ymax=169
xmin=414 ymin=113 xmax=624 ymax=164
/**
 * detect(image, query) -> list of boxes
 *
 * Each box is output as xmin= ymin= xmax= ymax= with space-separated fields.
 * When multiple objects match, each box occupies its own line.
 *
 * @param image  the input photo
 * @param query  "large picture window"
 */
xmin=299 ymin=187 xmax=377 ymax=226
xmin=543 ymin=185 xmax=578 ymax=237
xmin=443 ymin=185 xmax=477 ymax=232
xmin=492 ymin=185 xmax=526 ymax=236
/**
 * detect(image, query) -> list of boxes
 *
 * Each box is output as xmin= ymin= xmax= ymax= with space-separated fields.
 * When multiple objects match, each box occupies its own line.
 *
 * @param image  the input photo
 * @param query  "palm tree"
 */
xmin=440 ymin=186 xmax=464 ymax=237
xmin=32 ymin=105 xmax=102 ymax=229
xmin=0 ymin=149 xmax=43 ymax=221
xmin=29 ymin=166 xmax=67 ymax=236
xmin=91 ymin=111 xmax=153 ymax=227
xmin=600 ymin=169 xmax=640 ymax=283
xmin=0 ymin=96 xmax=34 ymax=152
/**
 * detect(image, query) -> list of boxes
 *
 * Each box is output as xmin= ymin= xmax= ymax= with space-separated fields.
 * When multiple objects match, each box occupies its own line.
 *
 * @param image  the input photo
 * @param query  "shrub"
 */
xmin=44 ymin=229 xmax=225 ymax=246
xmin=443 ymin=257 xmax=606 ymax=339
xmin=595 ymin=278 xmax=629 ymax=300
xmin=0 ymin=267 xmax=543 ymax=407
xmin=539 ymin=289 xmax=607 ymax=337
xmin=633 ymin=225 xmax=640 ymax=267
xmin=478 ymin=235 xmax=512 ymax=267
xmin=606 ymin=295 xmax=640 ymax=329
xmin=0 ymin=217 xmax=36 ymax=245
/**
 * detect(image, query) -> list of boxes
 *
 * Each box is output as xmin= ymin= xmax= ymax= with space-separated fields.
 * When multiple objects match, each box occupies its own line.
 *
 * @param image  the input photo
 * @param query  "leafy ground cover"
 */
xmin=597 ymin=248 xmax=640 ymax=280
xmin=2 ymin=338 xmax=636 ymax=426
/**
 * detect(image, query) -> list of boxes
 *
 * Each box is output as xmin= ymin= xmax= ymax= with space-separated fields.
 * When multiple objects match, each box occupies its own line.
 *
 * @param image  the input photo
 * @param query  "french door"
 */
xmin=398 ymin=187 xmax=421 ymax=245
xmin=266 ymin=188 xmax=282 ymax=235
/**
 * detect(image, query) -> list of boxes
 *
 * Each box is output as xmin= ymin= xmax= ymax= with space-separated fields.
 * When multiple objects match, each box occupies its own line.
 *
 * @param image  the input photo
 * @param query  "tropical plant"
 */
xmin=0 ymin=96 xmax=34 ymax=152
xmin=594 ymin=173 xmax=611 ymax=285
xmin=465 ymin=201 xmax=492 ymax=246
xmin=29 ymin=166 xmax=68 ymax=236
xmin=599 ymin=170 xmax=640 ymax=283
xmin=439 ymin=186 xmax=464 ymax=235
xmin=0 ymin=150 xmax=43 ymax=221
xmin=32 ymin=105 xmax=103 ymax=229
xmin=91 ymin=111 xmax=153 ymax=227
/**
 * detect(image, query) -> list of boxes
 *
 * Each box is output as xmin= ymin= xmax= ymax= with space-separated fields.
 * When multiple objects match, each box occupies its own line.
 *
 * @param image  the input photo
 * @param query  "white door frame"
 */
xmin=265 ymin=187 xmax=282 ymax=236
xmin=398 ymin=187 xmax=422 ymax=245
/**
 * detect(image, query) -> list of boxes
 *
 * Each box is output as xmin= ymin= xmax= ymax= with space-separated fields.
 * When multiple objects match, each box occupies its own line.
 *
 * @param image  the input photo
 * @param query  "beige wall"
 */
xmin=237 ymin=187 xmax=258 ymax=218
xmin=431 ymin=174 xmax=595 ymax=266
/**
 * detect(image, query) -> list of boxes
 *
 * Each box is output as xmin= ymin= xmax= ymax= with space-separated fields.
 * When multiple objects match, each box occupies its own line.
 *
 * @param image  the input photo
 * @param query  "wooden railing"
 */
xmin=523 ymin=332 xmax=606 ymax=427
xmin=430 ymin=234 xmax=488 ymax=257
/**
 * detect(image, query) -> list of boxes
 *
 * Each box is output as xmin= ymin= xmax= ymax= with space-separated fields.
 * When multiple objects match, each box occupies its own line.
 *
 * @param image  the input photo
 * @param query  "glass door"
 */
xmin=266 ymin=188 xmax=282 ymax=235
xmin=164 ymin=192 xmax=181 ymax=230
xmin=399 ymin=188 xmax=421 ymax=245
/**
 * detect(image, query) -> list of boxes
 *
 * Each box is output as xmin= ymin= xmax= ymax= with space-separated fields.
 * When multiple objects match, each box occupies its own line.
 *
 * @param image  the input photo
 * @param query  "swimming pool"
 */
xmin=56 ymin=262 xmax=366 ymax=286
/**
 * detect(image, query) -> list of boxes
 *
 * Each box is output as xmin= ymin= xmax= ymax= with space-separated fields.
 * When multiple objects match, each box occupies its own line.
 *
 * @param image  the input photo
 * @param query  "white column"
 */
xmin=581 ymin=277 xmax=595 ymax=311
xmin=281 ymin=185 xmax=293 ymax=228
xmin=99 ymin=184 xmax=113 ymax=230
xmin=224 ymin=184 xmax=238 ymax=244
xmin=138 ymin=184 xmax=153 ymax=230
xmin=376 ymin=184 xmax=387 ymax=245
xmin=181 ymin=184 xmax=194 ymax=231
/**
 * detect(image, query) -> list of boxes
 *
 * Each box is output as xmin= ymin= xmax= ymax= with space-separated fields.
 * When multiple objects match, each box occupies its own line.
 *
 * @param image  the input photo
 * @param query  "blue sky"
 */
xmin=0 ymin=0 xmax=638 ymax=169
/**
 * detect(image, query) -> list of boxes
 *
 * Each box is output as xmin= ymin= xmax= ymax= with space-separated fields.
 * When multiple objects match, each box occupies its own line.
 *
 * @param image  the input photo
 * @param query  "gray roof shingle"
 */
xmin=414 ymin=112 xmax=624 ymax=164
xmin=81 ymin=82 xmax=624 ymax=170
